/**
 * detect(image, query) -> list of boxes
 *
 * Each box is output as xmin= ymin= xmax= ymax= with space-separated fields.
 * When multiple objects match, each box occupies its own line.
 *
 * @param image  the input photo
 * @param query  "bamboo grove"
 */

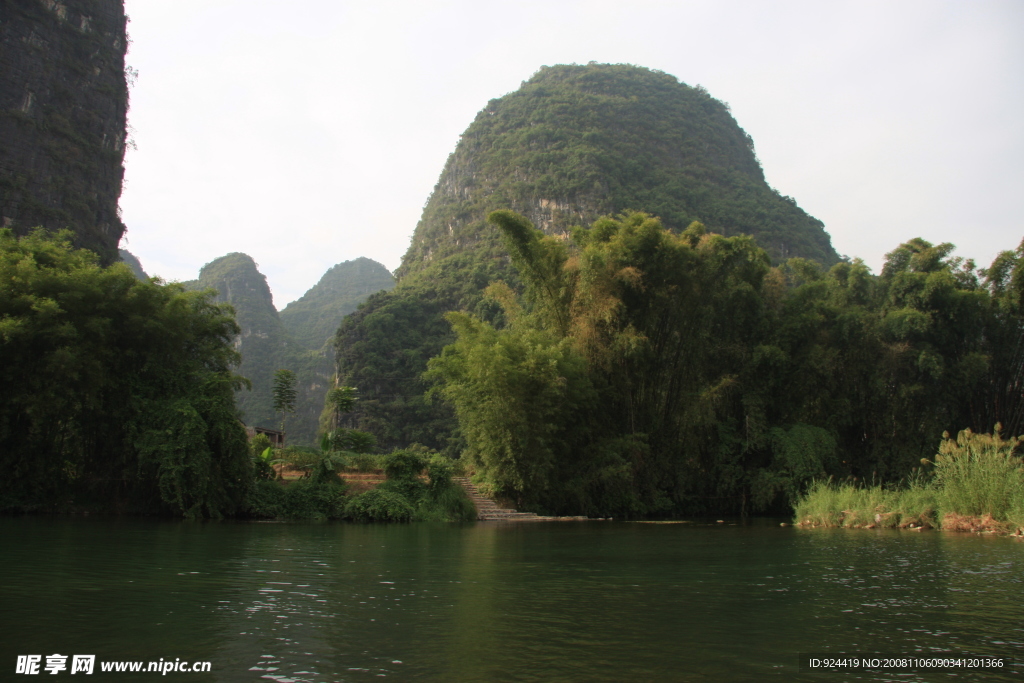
xmin=426 ymin=211 xmax=1024 ymax=517
xmin=0 ymin=229 xmax=252 ymax=517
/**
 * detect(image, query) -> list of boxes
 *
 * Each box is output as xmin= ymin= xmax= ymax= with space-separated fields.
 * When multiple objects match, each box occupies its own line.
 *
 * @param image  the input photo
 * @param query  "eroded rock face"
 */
xmin=0 ymin=0 xmax=128 ymax=264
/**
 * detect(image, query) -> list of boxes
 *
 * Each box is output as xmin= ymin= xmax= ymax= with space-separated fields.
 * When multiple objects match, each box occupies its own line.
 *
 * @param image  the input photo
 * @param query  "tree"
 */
xmin=272 ymin=369 xmax=297 ymax=432
xmin=0 ymin=228 xmax=251 ymax=517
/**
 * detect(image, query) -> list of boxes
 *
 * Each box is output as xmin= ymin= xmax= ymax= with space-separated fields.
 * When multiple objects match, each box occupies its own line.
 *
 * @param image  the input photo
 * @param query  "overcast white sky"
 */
xmin=119 ymin=0 xmax=1024 ymax=308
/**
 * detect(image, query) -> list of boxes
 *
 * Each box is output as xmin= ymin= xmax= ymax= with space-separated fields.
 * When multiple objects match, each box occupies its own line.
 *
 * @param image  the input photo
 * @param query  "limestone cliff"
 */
xmin=0 ymin=0 xmax=128 ymax=264
xmin=185 ymin=253 xmax=293 ymax=431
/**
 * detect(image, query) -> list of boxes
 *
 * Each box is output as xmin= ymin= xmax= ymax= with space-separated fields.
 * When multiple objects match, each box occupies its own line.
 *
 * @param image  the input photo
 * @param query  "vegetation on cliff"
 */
xmin=183 ymin=254 xmax=394 ymax=446
xmin=336 ymin=63 xmax=839 ymax=453
xmin=183 ymin=253 xmax=294 ymax=431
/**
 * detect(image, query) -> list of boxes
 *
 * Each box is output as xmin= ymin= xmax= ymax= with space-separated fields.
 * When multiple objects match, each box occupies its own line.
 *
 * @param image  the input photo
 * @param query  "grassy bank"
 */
xmin=794 ymin=428 xmax=1024 ymax=535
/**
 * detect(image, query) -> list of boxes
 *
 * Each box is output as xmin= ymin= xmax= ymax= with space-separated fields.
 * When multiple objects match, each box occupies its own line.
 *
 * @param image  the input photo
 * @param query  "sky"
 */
xmin=119 ymin=0 xmax=1024 ymax=308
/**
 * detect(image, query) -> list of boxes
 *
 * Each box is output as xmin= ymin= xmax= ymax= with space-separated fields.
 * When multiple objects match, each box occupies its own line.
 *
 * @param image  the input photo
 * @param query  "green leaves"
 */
xmin=272 ymin=368 xmax=297 ymax=431
xmin=0 ymin=228 xmax=251 ymax=517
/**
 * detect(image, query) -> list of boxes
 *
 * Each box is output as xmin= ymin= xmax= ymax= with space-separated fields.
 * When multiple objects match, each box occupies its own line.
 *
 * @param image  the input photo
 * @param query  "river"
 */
xmin=1 ymin=517 xmax=1021 ymax=681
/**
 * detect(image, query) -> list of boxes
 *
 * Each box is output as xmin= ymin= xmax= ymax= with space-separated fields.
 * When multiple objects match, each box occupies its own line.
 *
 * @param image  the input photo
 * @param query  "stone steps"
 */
xmin=453 ymin=476 xmax=552 ymax=521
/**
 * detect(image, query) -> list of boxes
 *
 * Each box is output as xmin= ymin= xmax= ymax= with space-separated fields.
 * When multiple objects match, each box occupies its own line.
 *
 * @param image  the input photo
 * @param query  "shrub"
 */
xmin=250 ymin=434 xmax=276 ymax=481
xmin=421 ymin=480 xmax=477 ymax=522
xmin=384 ymin=450 xmax=427 ymax=480
xmin=248 ymin=480 xmax=286 ymax=518
xmin=349 ymin=453 xmax=383 ymax=473
xmin=246 ymin=479 xmax=348 ymax=520
xmin=930 ymin=427 xmax=1024 ymax=524
xmin=345 ymin=489 xmax=414 ymax=522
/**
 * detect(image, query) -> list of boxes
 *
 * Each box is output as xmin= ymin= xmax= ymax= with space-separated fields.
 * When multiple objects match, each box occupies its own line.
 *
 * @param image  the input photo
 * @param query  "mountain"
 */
xmin=399 ymin=63 xmax=837 ymax=278
xmin=280 ymin=257 xmax=395 ymax=351
xmin=183 ymin=253 xmax=394 ymax=445
xmin=118 ymin=249 xmax=148 ymax=280
xmin=0 ymin=0 xmax=128 ymax=264
xmin=184 ymin=253 xmax=293 ymax=430
xmin=279 ymin=258 xmax=395 ymax=444
xmin=335 ymin=63 xmax=841 ymax=452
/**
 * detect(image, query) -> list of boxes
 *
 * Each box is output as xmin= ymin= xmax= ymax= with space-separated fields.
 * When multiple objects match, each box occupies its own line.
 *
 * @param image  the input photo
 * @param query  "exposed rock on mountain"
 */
xmin=184 ymin=253 xmax=292 ymax=430
xmin=0 ymin=0 xmax=129 ymax=264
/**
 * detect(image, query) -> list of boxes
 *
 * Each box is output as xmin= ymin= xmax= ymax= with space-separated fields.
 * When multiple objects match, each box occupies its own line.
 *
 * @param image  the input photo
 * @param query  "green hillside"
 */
xmin=336 ymin=63 xmax=839 ymax=452
xmin=183 ymin=254 xmax=394 ymax=445
xmin=183 ymin=253 xmax=292 ymax=430
xmin=118 ymin=249 xmax=148 ymax=280
xmin=280 ymin=257 xmax=395 ymax=350
xmin=280 ymin=258 xmax=395 ymax=445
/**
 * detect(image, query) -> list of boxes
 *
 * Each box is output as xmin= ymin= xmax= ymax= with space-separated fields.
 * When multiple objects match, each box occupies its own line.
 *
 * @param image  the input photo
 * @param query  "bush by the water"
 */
xmin=0 ymin=229 xmax=252 ymax=518
xmin=248 ymin=479 xmax=349 ymax=520
xmin=794 ymin=428 xmax=1024 ymax=533
xmin=344 ymin=488 xmax=415 ymax=522
xmin=342 ymin=448 xmax=476 ymax=522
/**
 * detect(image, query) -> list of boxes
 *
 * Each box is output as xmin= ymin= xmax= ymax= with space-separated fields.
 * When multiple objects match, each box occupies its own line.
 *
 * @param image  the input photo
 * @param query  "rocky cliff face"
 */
xmin=185 ymin=253 xmax=294 ymax=431
xmin=0 ymin=0 xmax=128 ymax=264
xmin=185 ymin=253 xmax=395 ymax=445
xmin=279 ymin=257 xmax=395 ymax=445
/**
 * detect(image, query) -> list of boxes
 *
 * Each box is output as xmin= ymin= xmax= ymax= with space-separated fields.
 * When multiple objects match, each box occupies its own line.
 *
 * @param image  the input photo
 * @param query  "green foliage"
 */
xmin=344 ymin=488 xmax=414 ymax=523
xmin=279 ymin=258 xmax=395 ymax=351
xmin=276 ymin=446 xmax=321 ymax=476
xmin=795 ymin=428 xmax=1024 ymax=532
xmin=383 ymin=449 xmax=427 ymax=480
xmin=182 ymin=253 xmax=292 ymax=432
xmin=278 ymin=260 xmax=394 ymax=447
xmin=349 ymin=453 xmax=385 ymax=473
xmin=308 ymin=453 xmax=349 ymax=486
xmin=183 ymin=255 xmax=393 ymax=447
xmin=250 ymin=433 xmax=273 ymax=458
xmin=272 ymin=368 xmax=297 ymax=431
xmin=429 ymin=211 xmax=1024 ymax=518
xmin=327 ymin=385 xmax=359 ymax=415
xmin=250 ymin=434 xmax=276 ymax=481
xmin=248 ymin=479 xmax=349 ymax=521
xmin=0 ymin=228 xmax=251 ymax=517
xmin=429 ymin=211 xmax=772 ymax=516
xmin=929 ymin=427 xmax=1024 ymax=522
xmin=335 ymin=63 xmax=838 ymax=456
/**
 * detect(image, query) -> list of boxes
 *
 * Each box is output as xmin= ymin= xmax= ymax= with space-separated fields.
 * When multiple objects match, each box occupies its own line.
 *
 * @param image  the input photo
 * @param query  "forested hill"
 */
xmin=399 ymin=63 xmax=838 ymax=279
xmin=280 ymin=257 xmax=395 ymax=351
xmin=335 ymin=63 xmax=839 ymax=453
xmin=118 ymin=249 xmax=148 ymax=280
xmin=279 ymin=258 xmax=396 ymax=445
xmin=183 ymin=253 xmax=292 ymax=431
xmin=181 ymin=253 xmax=394 ymax=445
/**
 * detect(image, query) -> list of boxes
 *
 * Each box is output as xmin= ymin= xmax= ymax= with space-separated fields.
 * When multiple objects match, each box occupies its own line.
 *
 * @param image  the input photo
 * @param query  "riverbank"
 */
xmin=794 ymin=428 xmax=1024 ymax=537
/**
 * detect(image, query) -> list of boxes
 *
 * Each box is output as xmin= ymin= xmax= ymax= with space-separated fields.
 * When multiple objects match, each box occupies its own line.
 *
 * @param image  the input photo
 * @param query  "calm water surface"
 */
xmin=1 ymin=517 xmax=1022 ymax=681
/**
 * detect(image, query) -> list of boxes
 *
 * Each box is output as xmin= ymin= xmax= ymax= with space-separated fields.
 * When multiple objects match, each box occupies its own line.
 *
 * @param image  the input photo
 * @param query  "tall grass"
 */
xmin=794 ymin=428 xmax=1023 ymax=534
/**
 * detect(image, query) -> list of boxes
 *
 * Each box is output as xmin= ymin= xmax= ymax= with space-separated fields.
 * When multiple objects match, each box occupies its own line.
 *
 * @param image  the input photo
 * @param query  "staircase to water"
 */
xmin=453 ymin=476 xmax=552 ymax=521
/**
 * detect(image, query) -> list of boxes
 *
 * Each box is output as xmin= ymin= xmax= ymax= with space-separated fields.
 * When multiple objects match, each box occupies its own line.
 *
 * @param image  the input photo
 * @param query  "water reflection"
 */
xmin=1 ymin=518 xmax=1021 ymax=682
